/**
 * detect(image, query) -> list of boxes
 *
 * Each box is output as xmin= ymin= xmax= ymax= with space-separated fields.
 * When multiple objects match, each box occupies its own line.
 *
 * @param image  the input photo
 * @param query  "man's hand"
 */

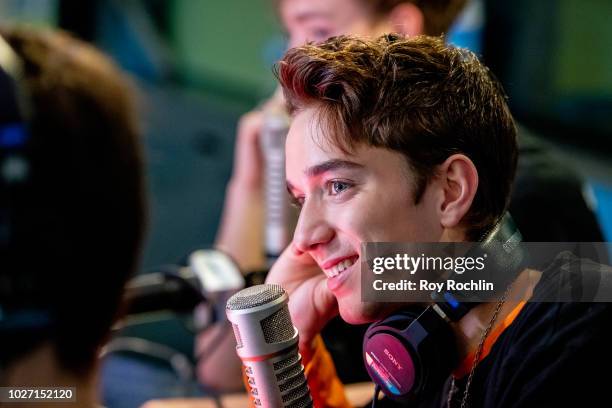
xmin=265 ymin=244 xmax=338 ymax=352
xmin=215 ymin=90 xmax=287 ymax=272
xmin=214 ymin=108 xmax=267 ymax=272
xmin=231 ymin=110 xmax=265 ymax=190
xmin=230 ymin=87 xmax=286 ymax=190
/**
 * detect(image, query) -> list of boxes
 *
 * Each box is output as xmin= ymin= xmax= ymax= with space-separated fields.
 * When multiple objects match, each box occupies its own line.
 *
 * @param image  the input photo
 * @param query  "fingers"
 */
xmin=236 ymin=111 xmax=263 ymax=145
xmin=232 ymin=110 xmax=264 ymax=188
xmin=314 ymin=276 xmax=339 ymax=320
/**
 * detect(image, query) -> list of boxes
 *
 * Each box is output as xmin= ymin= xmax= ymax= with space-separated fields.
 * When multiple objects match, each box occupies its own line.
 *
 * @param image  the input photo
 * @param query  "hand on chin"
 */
xmin=265 ymin=243 xmax=339 ymax=350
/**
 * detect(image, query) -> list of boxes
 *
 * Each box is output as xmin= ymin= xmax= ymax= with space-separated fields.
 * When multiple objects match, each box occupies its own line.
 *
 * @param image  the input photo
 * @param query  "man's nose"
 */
xmin=293 ymin=199 xmax=334 ymax=253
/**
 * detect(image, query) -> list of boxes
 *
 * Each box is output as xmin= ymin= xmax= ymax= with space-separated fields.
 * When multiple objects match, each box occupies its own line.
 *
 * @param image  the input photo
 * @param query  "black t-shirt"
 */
xmin=375 ymin=253 xmax=612 ymax=408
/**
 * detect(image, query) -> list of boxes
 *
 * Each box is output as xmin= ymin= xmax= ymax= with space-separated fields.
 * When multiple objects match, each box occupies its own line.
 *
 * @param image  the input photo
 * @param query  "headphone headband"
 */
xmin=0 ymin=34 xmax=30 ymax=125
xmin=431 ymin=213 xmax=526 ymax=321
xmin=0 ymin=33 xmax=49 ymax=332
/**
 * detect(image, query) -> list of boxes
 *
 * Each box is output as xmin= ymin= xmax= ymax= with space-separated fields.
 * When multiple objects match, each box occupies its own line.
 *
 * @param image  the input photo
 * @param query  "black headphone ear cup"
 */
xmin=372 ymin=309 xmax=421 ymax=330
xmin=363 ymin=309 xmax=423 ymax=401
xmin=363 ymin=307 xmax=459 ymax=403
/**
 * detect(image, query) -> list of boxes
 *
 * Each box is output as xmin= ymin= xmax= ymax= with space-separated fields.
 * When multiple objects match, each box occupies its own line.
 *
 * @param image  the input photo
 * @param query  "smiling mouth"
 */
xmin=323 ymin=256 xmax=359 ymax=278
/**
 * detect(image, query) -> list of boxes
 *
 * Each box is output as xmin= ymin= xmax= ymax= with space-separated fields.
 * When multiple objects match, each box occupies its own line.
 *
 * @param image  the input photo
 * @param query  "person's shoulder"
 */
xmin=492 ymin=252 xmax=612 ymax=358
xmin=533 ymin=251 xmax=612 ymax=301
xmin=515 ymin=129 xmax=582 ymax=188
xmin=482 ymin=253 xmax=612 ymax=406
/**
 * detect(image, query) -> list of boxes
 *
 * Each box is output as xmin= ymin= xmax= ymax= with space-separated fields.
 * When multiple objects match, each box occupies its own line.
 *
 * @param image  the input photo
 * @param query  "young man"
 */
xmin=217 ymin=0 xmax=603 ymax=277
xmin=201 ymin=0 xmax=602 ymax=396
xmin=266 ymin=34 xmax=612 ymax=407
xmin=196 ymin=0 xmax=470 ymax=393
xmin=215 ymin=0 xmax=468 ymax=274
xmin=0 ymin=27 xmax=145 ymax=408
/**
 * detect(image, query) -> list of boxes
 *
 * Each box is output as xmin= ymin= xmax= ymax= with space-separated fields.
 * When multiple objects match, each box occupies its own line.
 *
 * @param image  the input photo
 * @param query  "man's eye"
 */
xmin=311 ymin=28 xmax=332 ymax=42
xmin=329 ymin=180 xmax=352 ymax=195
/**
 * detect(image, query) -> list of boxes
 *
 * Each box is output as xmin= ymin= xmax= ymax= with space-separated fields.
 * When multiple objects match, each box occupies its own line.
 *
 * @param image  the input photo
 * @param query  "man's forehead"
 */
xmin=281 ymin=0 xmax=360 ymax=20
xmin=281 ymin=0 xmax=333 ymax=18
xmin=287 ymin=109 xmax=346 ymax=160
xmin=287 ymin=109 xmax=360 ymax=162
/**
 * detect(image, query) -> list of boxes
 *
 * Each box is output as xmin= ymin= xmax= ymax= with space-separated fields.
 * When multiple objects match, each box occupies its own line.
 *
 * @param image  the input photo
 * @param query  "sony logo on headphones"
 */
xmin=384 ymin=348 xmax=402 ymax=370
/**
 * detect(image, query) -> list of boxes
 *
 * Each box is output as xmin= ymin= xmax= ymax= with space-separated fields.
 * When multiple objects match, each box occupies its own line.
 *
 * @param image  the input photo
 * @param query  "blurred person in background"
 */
xmin=0 ymin=26 xmax=145 ymax=408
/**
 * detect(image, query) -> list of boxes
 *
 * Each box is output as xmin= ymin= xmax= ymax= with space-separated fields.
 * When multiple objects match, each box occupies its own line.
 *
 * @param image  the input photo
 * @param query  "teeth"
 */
xmin=324 ymin=258 xmax=357 ymax=278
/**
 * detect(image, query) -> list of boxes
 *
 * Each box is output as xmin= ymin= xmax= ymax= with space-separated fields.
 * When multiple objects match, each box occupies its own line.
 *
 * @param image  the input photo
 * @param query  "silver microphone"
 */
xmin=260 ymin=108 xmax=291 ymax=266
xmin=226 ymin=284 xmax=313 ymax=407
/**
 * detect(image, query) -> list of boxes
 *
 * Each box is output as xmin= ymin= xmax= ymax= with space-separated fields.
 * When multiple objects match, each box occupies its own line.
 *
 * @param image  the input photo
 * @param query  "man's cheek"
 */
xmin=334 ymin=205 xmax=374 ymax=234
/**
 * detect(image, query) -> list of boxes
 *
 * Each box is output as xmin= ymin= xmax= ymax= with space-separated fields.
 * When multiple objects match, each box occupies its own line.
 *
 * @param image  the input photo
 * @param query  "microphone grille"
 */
xmin=273 ymin=353 xmax=300 ymax=371
xmin=281 ymin=385 xmax=311 ymax=406
xmin=226 ymin=283 xmax=285 ymax=310
xmin=286 ymin=394 xmax=313 ymax=408
xmin=261 ymin=306 xmax=294 ymax=343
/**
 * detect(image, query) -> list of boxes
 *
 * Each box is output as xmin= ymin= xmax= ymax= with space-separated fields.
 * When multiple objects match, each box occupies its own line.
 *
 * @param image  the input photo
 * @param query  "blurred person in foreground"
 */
xmin=0 ymin=26 xmax=145 ymax=408
xmin=199 ymin=0 xmax=604 ymax=395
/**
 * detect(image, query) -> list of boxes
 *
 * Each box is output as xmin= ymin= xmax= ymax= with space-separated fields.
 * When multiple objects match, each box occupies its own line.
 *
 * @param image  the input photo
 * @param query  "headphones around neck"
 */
xmin=0 ymin=33 xmax=30 ymax=242
xmin=363 ymin=213 xmax=526 ymax=404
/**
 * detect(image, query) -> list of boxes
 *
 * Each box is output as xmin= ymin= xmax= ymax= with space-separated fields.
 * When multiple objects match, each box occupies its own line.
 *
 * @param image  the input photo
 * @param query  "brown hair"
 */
xmin=364 ymin=0 xmax=467 ymax=36
xmin=0 ymin=27 xmax=145 ymax=373
xmin=277 ymin=34 xmax=517 ymax=239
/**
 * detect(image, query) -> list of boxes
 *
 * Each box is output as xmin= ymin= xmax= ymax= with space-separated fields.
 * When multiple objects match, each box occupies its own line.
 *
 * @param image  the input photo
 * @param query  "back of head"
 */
xmin=277 ymin=34 xmax=517 ymax=239
xmin=0 ymin=26 xmax=146 ymax=375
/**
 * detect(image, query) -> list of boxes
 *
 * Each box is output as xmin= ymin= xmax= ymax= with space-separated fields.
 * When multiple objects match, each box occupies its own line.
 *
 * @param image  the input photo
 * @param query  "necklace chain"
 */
xmin=447 ymin=284 xmax=512 ymax=408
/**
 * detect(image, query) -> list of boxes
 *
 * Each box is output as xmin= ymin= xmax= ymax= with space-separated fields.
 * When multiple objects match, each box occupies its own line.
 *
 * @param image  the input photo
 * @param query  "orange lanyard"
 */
xmin=453 ymin=301 xmax=527 ymax=378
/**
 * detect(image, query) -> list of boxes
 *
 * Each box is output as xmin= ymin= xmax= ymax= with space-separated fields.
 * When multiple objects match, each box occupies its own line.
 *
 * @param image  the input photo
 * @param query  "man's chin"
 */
xmin=338 ymin=300 xmax=396 ymax=325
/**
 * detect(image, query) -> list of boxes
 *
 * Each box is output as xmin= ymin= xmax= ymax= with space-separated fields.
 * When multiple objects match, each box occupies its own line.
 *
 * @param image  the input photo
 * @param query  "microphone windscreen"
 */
xmin=226 ymin=284 xmax=313 ymax=407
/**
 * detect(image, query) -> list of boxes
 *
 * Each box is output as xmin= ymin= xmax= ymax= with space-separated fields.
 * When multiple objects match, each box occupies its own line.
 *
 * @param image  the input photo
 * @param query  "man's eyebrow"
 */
xmin=304 ymin=159 xmax=364 ymax=177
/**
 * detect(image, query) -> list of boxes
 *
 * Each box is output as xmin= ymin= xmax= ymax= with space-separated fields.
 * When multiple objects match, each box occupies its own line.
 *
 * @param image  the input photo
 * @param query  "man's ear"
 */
xmin=388 ymin=2 xmax=424 ymax=37
xmin=436 ymin=154 xmax=479 ymax=229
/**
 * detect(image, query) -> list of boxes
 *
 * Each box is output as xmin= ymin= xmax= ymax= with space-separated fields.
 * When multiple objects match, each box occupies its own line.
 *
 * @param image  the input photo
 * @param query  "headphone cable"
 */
xmin=371 ymin=384 xmax=381 ymax=408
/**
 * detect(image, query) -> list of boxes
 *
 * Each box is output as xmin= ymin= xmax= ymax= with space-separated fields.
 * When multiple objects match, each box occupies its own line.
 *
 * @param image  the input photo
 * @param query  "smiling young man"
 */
xmin=264 ymin=34 xmax=612 ymax=407
xmin=197 ymin=0 xmax=469 ymax=394
xmin=272 ymin=30 xmax=516 ymax=346
xmin=215 ymin=0 xmax=467 ymax=274
xmin=194 ymin=0 xmax=604 ymax=400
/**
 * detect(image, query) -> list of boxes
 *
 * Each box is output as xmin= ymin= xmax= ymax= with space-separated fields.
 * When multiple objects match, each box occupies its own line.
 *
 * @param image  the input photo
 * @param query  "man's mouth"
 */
xmin=322 ymin=256 xmax=359 ymax=278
